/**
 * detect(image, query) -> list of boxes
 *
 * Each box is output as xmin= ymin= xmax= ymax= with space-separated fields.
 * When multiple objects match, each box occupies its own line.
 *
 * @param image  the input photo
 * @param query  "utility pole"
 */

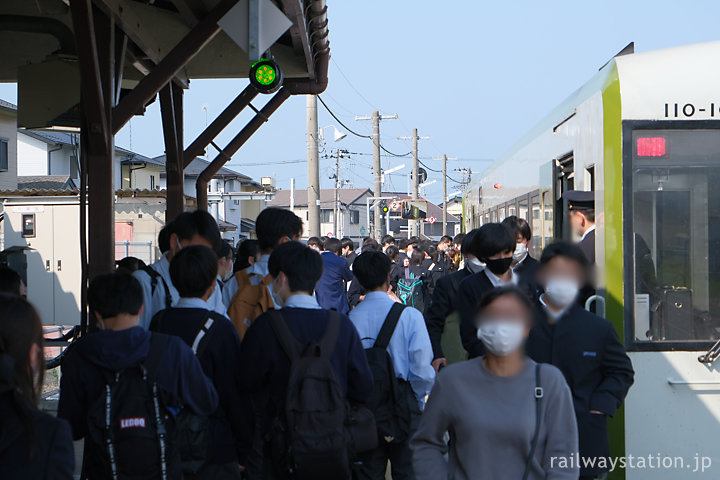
xmin=328 ymin=149 xmax=350 ymax=238
xmin=398 ymin=129 xmax=429 ymax=237
xmin=356 ymin=111 xmax=397 ymax=239
xmin=306 ymin=95 xmax=320 ymax=238
xmin=442 ymin=154 xmax=447 ymax=236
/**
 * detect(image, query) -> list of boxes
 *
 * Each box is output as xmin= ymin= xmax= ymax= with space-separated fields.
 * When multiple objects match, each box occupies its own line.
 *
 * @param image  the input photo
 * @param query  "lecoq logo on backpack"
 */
xmin=120 ymin=417 xmax=147 ymax=429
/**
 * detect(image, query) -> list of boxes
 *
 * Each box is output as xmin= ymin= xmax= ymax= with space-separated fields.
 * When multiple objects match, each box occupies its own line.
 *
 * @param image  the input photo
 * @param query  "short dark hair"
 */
xmin=385 ymin=245 xmax=399 ymax=261
xmin=172 ymin=210 xmax=222 ymax=253
xmin=572 ymin=207 xmax=595 ymax=223
xmin=461 ymin=229 xmax=478 ymax=256
xmin=115 ymin=256 xmax=147 ymax=274
xmin=381 ymin=235 xmax=395 ymax=246
xmin=268 ymin=241 xmax=323 ymax=294
xmin=353 ymin=251 xmax=391 ymax=291
xmin=501 ymin=216 xmax=532 ymax=242
xmin=398 ymin=238 xmax=411 ymax=250
xmin=439 ymin=235 xmax=453 ymax=245
xmin=325 ymin=237 xmax=342 ymax=254
xmin=362 ymin=237 xmax=380 ymax=252
xmin=320 ymin=236 xmax=329 ymax=250
xmin=540 ymin=241 xmax=589 ymax=269
xmin=88 ymin=273 xmax=144 ymax=319
xmin=474 ymin=286 xmax=534 ymax=323
xmin=307 ymin=237 xmax=322 ymax=249
xmin=170 ymin=245 xmax=219 ymax=298
xmin=453 ymin=232 xmax=466 ymax=246
xmin=410 ymin=249 xmax=425 ymax=266
xmin=218 ymin=240 xmax=234 ymax=260
xmin=0 ymin=267 xmax=22 ymax=296
xmin=471 ymin=223 xmax=515 ymax=260
xmin=255 ymin=207 xmax=303 ymax=251
xmin=234 ymin=239 xmax=260 ymax=272
xmin=340 ymin=237 xmax=355 ymax=251
xmin=158 ymin=224 xmax=171 ymax=254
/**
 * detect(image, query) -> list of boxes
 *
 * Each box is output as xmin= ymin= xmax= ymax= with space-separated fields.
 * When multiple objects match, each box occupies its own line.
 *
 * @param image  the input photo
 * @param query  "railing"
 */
xmin=115 ymin=241 xmax=154 ymax=265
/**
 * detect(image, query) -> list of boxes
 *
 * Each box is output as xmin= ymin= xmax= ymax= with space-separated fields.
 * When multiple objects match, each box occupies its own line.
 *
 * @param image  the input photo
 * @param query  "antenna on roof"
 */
xmin=599 ymin=42 xmax=634 ymax=71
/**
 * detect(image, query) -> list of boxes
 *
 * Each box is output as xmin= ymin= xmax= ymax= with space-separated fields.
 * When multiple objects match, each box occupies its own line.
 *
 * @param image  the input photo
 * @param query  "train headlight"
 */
xmin=249 ymin=59 xmax=283 ymax=94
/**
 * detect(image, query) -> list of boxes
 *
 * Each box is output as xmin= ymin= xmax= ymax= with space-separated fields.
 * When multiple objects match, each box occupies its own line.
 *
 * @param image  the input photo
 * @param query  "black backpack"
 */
xmin=150 ymin=309 xmax=223 ymax=475
xmin=268 ymin=310 xmax=352 ymax=480
xmin=364 ymin=303 xmax=416 ymax=445
xmin=84 ymin=333 xmax=181 ymax=480
xmin=396 ymin=267 xmax=425 ymax=312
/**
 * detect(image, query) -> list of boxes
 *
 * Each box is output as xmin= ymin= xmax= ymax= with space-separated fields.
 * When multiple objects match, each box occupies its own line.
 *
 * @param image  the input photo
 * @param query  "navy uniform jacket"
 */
xmin=150 ymin=304 xmax=252 ymax=465
xmin=513 ymin=254 xmax=539 ymax=288
xmin=316 ymin=252 xmax=354 ymax=314
xmin=526 ymin=302 xmax=634 ymax=476
xmin=239 ymin=304 xmax=374 ymax=437
xmin=456 ymin=271 xmax=534 ymax=358
xmin=579 ymin=228 xmax=596 ymax=265
xmin=424 ymin=267 xmax=471 ymax=360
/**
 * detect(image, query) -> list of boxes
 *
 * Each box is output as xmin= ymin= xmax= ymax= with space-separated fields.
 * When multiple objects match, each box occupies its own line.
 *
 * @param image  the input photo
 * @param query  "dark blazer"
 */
xmin=513 ymin=254 xmax=539 ymax=288
xmin=316 ymin=252 xmax=354 ymax=314
xmin=0 ymin=394 xmax=74 ymax=480
xmin=425 ymin=267 xmax=471 ymax=359
xmin=526 ymin=302 xmax=634 ymax=476
xmin=456 ymin=270 xmax=534 ymax=358
xmin=150 ymin=307 xmax=251 ymax=465
xmin=579 ymin=228 xmax=596 ymax=264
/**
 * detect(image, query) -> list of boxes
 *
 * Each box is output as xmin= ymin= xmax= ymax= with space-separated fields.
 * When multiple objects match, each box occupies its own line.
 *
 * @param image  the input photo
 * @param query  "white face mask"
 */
xmin=544 ymin=278 xmax=580 ymax=308
xmin=477 ymin=320 xmax=525 ymax=356
xmin=513 ymin=243 xmax=527 ymax=263
xmin=270 ymin=281 xmax=285 ymax=308
xmin=222 ymin=267 xmax=234 ymax=282
xmin=467 ymin=257 xmax=485 ymax=273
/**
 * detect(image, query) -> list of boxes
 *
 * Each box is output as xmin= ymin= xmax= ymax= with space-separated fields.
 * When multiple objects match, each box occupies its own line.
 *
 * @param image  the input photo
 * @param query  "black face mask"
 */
xmin=484 ymin=257 xmax=513 ymax=276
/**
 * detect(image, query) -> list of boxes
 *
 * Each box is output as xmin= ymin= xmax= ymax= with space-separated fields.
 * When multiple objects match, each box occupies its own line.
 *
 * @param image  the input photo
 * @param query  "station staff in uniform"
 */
xmin=563 ymin=190 xmax=596 ymax=264
xmin=526 ymin=242 xmax=634 ymax=480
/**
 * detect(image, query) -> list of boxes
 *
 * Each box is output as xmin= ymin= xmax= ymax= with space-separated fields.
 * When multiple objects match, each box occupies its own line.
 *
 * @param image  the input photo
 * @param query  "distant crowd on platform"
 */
xmin=0 ymin=189 xmax=633 ymax=480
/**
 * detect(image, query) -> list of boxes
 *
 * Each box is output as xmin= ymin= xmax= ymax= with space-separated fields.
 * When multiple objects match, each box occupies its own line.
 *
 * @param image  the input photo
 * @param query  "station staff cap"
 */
xmin=562 ymin=190 xmax=595 ymax=210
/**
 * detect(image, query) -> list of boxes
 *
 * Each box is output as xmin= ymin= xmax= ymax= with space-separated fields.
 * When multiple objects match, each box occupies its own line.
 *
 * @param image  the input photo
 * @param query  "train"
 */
xmin=463 ymin=41 xmax=720 ymax=479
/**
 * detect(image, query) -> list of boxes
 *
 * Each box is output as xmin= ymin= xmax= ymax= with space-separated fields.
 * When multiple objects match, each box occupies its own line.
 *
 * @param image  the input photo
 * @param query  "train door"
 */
xmin=554 ymin=152 xmax=574 ymax=241
xmin=623 ymin=126 xmax=720 ymax=479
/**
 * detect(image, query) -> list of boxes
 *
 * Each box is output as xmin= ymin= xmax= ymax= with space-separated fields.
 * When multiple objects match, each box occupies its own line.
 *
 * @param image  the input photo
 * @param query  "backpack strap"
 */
xmin=374 ymin=303 xmax=406 ymax=350
xmin=268 ymin=310 xmax=302 ymax=360
xmin=522 ymin=363 xmax=544 ymax=480
xmin=319 ymin=311 xmax=342 ymax=359
xmin=143 ymin=266 xmax=172 ymax=309
xmin=192 ymin=311 xmax=224 ymax=358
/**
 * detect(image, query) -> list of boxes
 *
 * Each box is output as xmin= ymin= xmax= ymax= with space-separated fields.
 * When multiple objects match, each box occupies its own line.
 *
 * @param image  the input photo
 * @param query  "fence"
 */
xmin=115 ymin=241 xmax=154 ymax=265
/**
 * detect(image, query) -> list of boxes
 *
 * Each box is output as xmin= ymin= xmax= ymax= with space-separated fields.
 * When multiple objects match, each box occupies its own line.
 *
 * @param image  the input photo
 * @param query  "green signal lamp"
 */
xmin=249 ymin=58 xmax=283 ymax=94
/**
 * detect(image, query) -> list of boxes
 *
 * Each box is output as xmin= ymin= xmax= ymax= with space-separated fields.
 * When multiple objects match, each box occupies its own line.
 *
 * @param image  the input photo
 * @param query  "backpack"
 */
xmin=268 ymin=310 xmax=351 ymax=480
xmin=227 ymin=268 xmax=274 ymax=339
xmin=149 ymin=309 xmax=224 ymax=474
xmin=142 ymin=266 xmax=172 ymax=309
xmin=84 ymin=333 xmax=181 ymax=480
xmin=397 ymin=267 xmax=425 ymax=312
xmin=364 ymin=303 xmax=416 ymax=445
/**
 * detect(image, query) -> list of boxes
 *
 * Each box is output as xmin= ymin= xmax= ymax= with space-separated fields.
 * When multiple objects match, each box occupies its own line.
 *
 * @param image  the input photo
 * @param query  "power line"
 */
xmin=330 ymin=58 xmax=378 ymax=110
xmin=317 ymin=95 xmax=371 ymax=139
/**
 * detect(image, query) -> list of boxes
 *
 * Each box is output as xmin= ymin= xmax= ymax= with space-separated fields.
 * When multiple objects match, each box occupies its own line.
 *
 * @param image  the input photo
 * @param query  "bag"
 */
xmin=227 ymin=268 xmax=274 ymax=340
xmin=364 ymin=303 xmax=416 ymax=445
xmin=84 ymin=333 xmax=180 ymax=480
xmin=268 ymin=310 xmax=352 ymax=480
xmin=151 ymin=309 xmax=223 ymax=474
xmin=397 ymin=267 xmax=425 ymax=312
xmin=142 ymin=265 xmax=172 ymax=309
xmin=522 ymin=363 xmax=544 ymax=480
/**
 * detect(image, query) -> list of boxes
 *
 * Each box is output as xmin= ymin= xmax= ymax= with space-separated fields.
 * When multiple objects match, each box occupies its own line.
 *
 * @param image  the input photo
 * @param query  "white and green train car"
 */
xmin=463 ymin=41 xmax=720 ymax=479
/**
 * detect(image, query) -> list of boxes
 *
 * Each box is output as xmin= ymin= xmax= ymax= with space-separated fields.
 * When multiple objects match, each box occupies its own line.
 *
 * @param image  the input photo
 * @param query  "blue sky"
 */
xmin=2 ymin=1 xmax=720 ymax=203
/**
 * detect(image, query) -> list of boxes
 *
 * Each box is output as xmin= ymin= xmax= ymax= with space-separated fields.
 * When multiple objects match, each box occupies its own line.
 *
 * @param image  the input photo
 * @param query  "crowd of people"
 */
xmin=0 ymin=193 xmax=634 ymax=480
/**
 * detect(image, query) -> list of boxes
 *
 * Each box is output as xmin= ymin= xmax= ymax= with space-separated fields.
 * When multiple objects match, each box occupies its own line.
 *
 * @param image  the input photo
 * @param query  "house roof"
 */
xmin=0 ymin=99 xmax=16 ymax=114
xmin=152 ymin=155 xmax=259 ymax=187
xmin=19 ymin=129 xmax=76 ymax=146
xmin=269 ymin=188 xmax=373 ymax=208
xmin=17 ymin=176 xmax=76 ymax=191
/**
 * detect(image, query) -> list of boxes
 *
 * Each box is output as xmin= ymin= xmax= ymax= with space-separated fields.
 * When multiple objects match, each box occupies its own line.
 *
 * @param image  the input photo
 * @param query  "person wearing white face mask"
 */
xmin=412 ymin=287 xmax=579 ymax=480
xmin=502 ymin=216 xmax=540 ymax=289
xmin=526 ymin=242 xmax=634 ymax=480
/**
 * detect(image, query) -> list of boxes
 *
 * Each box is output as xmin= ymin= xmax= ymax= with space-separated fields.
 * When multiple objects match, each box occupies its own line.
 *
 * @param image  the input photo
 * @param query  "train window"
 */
xmin=530 ymin=195 xmax=542 ymax=259
xmin=631 ymin=128 xmax=720 ymax=344
xmin=543 ymin=191 xmax=553 ymax=247
xmin=519 ymin=197 xmax=529 ymax=221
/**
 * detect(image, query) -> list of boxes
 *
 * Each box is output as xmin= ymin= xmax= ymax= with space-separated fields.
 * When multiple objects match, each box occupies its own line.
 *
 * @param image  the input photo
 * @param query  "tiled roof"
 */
xmin=0 ymin=99 xmax=17 ymax=111
xmin=17 ymin=176 xmax=76 ymax=191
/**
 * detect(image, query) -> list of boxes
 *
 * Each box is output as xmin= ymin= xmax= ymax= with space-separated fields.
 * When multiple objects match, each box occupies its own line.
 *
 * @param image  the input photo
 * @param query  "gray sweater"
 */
xmin=410 ymin=357 xmax=579 ymax=480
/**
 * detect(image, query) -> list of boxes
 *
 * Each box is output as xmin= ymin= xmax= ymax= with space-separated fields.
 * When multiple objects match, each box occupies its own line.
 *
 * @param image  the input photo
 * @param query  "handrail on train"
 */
xmin=698 ymin=339 xmax=720 ymax=364
xmin=585 ymin=295 xmax=606 ymax=319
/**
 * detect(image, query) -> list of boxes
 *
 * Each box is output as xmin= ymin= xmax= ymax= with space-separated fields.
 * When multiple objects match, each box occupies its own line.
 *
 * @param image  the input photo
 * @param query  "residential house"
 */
xmin=0 ymin=100 xmax=18 ymax=190
xmin=269 ymin=188 xmax=372 ymax=241
xmin=382 ymin=192 xmax=461 ymax=238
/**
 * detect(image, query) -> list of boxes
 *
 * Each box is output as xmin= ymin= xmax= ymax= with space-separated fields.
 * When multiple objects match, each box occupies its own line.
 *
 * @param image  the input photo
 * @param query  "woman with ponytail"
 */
xmin=0 ymin=293 xmax=74 ymax=479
